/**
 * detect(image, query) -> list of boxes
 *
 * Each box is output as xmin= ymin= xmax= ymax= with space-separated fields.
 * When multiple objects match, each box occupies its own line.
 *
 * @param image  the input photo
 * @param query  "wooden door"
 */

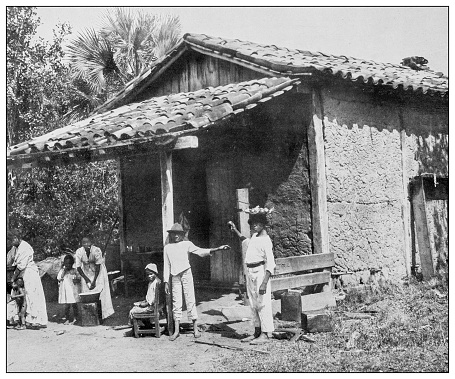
xmin=206 ymin=155 xmax=240 ymax=284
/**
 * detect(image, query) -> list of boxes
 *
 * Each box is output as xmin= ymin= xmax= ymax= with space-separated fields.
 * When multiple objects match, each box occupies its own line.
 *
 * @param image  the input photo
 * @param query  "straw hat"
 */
xmin=167 ymin=223 xmax=186 ymax=234
xmin=145 ymin=263 xmax=158 ymax=275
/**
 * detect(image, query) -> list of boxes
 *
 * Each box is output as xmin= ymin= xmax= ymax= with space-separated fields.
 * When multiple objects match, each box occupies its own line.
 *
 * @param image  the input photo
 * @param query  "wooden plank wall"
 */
xmin=206 ymin=154 xmax=240 ymax=283
xmin=411 ymin=178 xmax=434 ymax=279
xmin=172 ymin=149 xmax=211 ymax=280
xmin=139 ymin=51 xmax=266 ymax=100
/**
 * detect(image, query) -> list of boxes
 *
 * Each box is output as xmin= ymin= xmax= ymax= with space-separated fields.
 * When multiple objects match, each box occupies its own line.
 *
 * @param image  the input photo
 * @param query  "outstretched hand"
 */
xmin=165 ymin=282 xmax=170 ymax=295
xmin=218 ymin=245 xmax=231 ymax=251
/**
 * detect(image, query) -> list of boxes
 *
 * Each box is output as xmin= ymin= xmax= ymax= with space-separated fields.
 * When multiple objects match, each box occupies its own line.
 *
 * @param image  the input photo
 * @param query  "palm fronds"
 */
xmin=65 ymin=8 xmax=182 ymax=120
xmin=66 ymin=28 xmax=125 ymax=93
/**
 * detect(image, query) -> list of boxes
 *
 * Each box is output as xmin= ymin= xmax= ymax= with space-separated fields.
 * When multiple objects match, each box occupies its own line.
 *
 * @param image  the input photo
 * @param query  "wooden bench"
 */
xmin=271 ymin=252 xmax=335 ymax=312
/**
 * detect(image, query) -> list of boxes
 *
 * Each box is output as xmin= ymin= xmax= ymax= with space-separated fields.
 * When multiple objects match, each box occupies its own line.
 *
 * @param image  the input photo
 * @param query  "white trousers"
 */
xmin=246 ymin=265 xmax=274 ymax=333
xmin=171 ymin=268 xmax=198 ymax=321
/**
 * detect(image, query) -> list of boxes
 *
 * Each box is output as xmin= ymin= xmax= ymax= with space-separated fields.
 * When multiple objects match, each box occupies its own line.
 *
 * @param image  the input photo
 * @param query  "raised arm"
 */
xmin=228 ymin=221 xmax=246 ymax=241
xmin=10 ymin=291 xmax=25 ymax=299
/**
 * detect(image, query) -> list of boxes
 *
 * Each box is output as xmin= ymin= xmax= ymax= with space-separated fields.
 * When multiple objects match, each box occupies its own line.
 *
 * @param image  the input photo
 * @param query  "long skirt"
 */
xmin=22 ymin=265 xmax=48 ymax=326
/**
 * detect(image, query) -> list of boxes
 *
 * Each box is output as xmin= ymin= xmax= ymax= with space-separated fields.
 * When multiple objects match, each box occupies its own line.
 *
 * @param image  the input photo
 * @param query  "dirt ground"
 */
xmin=7 ymin=287 xmax=257 ymax=372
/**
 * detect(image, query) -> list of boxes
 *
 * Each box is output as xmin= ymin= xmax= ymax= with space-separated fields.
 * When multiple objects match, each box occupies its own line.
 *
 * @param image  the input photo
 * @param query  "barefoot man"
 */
xmin=164 ymin=223 xmax=230 ymax=341
xmin=229 ymin=212 xmax=275 ymax=345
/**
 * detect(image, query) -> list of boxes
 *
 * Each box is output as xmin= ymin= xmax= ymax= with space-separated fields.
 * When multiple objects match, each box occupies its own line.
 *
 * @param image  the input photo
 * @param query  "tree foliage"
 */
xmin=9 ymin=163 xmax=118 ymax=261
xmin=7 ymin=7 xmax=119 ymax=259
xmin=7 ymin=7 xmax=71 ymax=146
xmin=7 ymin=7 xmax=182 ymax=260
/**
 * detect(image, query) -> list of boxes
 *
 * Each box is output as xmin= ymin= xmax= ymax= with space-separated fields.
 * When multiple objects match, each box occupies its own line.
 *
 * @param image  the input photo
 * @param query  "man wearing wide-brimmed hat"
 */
xmin=164 ymin=223 xmax=230 ymax=341
xmin=229 ymin=210 xmax=276 ymax=345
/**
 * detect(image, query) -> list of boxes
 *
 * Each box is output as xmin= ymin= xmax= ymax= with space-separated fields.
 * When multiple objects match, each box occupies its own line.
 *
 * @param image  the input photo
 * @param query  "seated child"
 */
xmin=128 ymin=263 xmax=161 ymax=325
xmin=9 ymin=278 xmax=26 ymax=330
xmin=57 ymin=254 xmax=80 ymax=325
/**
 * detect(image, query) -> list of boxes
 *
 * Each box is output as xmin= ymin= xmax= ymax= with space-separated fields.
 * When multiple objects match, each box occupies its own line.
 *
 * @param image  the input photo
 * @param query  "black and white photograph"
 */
xmin=5 ymin=3 xmax=449 ymax=373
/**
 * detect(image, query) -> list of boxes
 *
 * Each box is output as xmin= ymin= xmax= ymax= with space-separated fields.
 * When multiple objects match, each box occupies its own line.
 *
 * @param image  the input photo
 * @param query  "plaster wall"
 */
xmin=321 ymin=85 xmax=448 ymax=283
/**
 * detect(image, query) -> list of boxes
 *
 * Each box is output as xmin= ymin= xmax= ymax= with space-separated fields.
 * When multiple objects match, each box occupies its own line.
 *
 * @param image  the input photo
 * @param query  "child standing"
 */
xmin=10 ymin=278 xmax=26 ymax=330
xmin=57 ymin=254 xmax=80 ymax=325
xmin=164 ymin=223 xmax=230 ymax=341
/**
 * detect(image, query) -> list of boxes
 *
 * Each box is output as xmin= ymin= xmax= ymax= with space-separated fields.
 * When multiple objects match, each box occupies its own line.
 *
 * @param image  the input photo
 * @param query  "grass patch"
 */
xmin=213 ymin=278 xmax=448 ymax=372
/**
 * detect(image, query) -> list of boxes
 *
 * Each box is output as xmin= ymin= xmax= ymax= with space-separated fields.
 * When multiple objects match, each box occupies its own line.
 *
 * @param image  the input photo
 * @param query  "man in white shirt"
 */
xmin=164 ymin=223 xmax=230 ymax=341
xmin=230 ymin=213 xmax=276 ymax=345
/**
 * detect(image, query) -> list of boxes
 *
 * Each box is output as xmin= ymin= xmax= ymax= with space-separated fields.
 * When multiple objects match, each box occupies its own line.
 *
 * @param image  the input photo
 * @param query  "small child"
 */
xmin=128 ymin=263 xmax=161 ymax=326
xmin=9 ymin=278 xmax=26 ymax=330
xmin=57 ymin=254 xmax=80 ymax=325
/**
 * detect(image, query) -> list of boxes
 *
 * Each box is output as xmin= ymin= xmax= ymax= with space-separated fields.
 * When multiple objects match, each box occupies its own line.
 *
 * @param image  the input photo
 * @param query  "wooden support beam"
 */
xmin=274 ymin=253 xmax=334 ymax=275
xmin=271 ymin=271 xmax=331 ymax=292
xmin=116 ymin=157 xmax=128 ymax=296
xmin=7 ymin=135 xmax=199 ymax=169
xmin=236 ymin=188 xmax=250 ymax=288
xmin=307 ymin=90 xmax=329 ymax=255
xmin=173 ymin=136 xmax=198 ymax=150
xmin=411 ymin=178 xmax=435 ymax=279
xmin=400 ymin=128 xmax=412 ymax=277
xmin=160 ymin=151 xmax=174 ymax=245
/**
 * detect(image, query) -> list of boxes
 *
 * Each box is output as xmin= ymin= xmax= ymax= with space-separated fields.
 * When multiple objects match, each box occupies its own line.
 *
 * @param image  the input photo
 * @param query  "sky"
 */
xmin=32 ymin=5 xmax=449 ymax=74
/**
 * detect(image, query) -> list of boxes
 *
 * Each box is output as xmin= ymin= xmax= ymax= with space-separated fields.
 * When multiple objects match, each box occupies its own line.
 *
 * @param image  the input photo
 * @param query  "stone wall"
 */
xmin=321 ymin=84 xmax=448 ymax=283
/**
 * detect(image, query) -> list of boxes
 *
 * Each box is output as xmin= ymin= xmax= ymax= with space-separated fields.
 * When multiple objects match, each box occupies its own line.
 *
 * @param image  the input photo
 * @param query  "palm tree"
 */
xmin=66 ymin=27 xmax=127 ymax=95
xmin=66 ymin=8 xmax=181 ymax=103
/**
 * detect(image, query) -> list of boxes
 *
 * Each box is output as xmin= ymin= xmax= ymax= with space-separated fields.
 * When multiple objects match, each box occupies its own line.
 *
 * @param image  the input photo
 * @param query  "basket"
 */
xmin=79 ymin=291 xmax=101 ymax=303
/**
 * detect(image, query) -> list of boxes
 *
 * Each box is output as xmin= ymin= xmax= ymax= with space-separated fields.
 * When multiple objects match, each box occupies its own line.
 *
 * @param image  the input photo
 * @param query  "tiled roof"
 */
xmin=185 ymin=34 xmax=448 ymax=96
xmin=96 ymin=33 xmax=448 ymax=113
xmin=7 ymin=77 xmax=298 ymax=163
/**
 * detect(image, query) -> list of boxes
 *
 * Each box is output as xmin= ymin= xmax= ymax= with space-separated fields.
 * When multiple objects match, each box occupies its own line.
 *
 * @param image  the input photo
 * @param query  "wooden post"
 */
xmin=308 ymin=90 xmax=331 ymax=293
xmin=307 ymin=90 xmax=329 ymax=257
xmin=160 ymin=151 xmax=174 ymax=245
xmin=116 ymin=157 xmax=128 ymax=296
xmin=400 ymin=129 xmax=412 ymax=277
xmin=236 ymin=188 xmax=249 ymax=290
xmin=160 ymin=151 xmax=174 ymax=334
xmin=411 ymin=177 xmax=434 ymax=279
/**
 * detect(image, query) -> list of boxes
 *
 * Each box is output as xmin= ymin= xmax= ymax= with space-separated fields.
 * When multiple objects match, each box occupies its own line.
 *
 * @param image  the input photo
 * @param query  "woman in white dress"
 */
xmin=8 ymin=229 xmax=48 ymax=328
xmin=75 ymin=236 xmax=114 ymax=320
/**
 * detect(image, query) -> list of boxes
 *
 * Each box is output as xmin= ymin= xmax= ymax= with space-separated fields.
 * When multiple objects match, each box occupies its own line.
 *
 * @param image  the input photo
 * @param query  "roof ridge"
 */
xmin=93 ymin=32 xmax=447 ymax=115
xmin=184 ymin=32 xmax=447 ymax=77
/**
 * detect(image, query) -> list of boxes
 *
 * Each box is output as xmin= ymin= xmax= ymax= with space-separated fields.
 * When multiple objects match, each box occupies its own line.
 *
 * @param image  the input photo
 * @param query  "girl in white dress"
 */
xmin=75 ymin=237 xmax=114 ymax=320
xmin=57 ymin=254 xmax=80 ymax=324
